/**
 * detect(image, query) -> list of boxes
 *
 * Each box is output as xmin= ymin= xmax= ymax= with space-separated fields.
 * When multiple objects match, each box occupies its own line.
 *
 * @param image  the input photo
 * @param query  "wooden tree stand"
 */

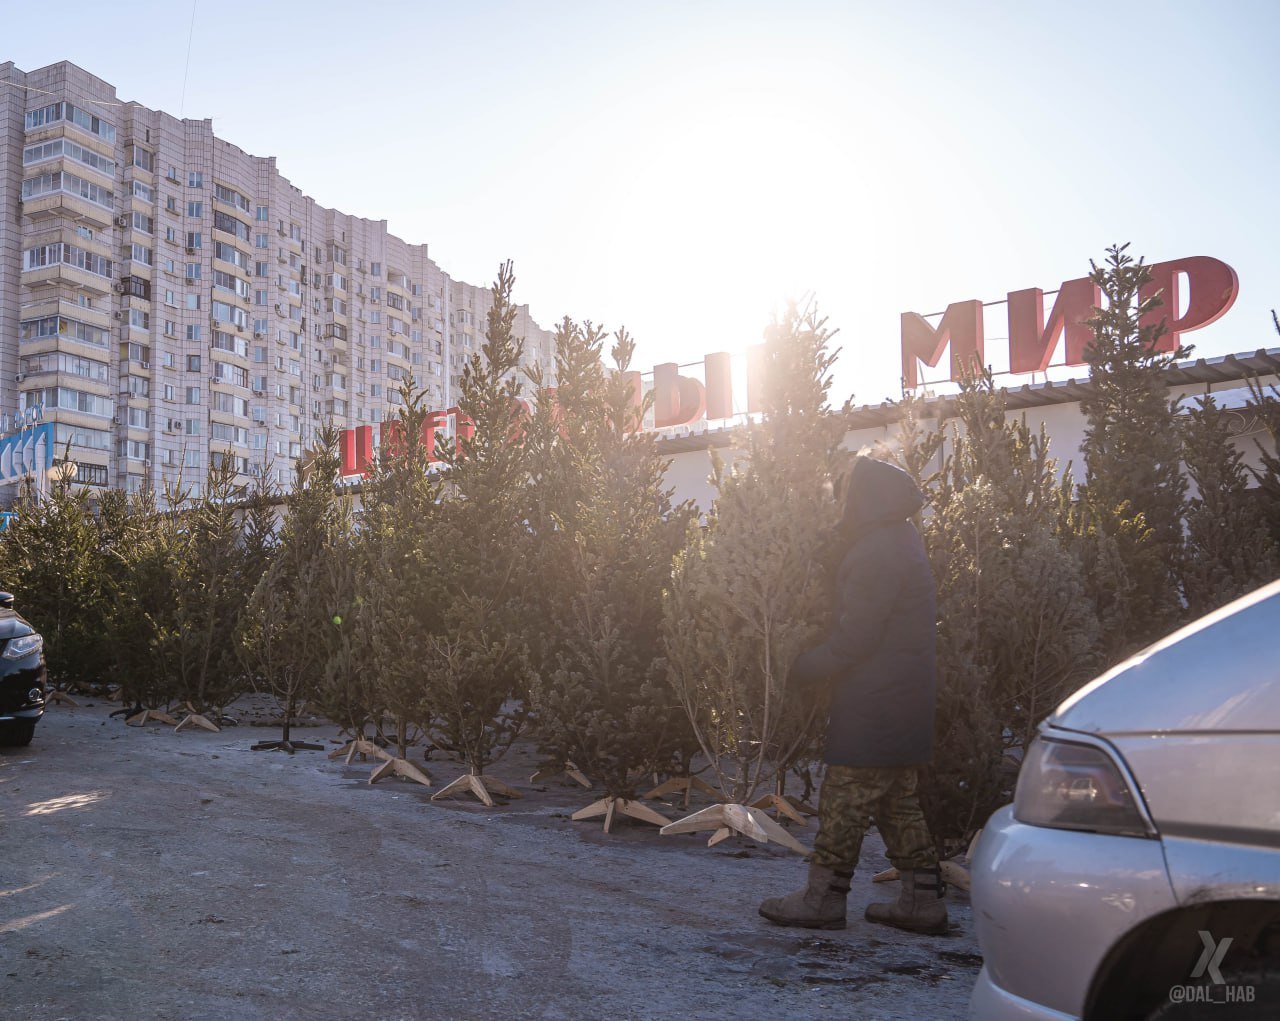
xmin=660 ymin=803 xmax=809 ymax=855
xmin=369 ymin=757 xmax=434 ymax=789
xmin=870 ymin=831 xmax=981 ymax=893
xmin=329 ymin=738 xmax=395 ymax=764
xmin=643 ymin=774 xmax=723 ymax=810
xmin=125 ymin=708 xmax=179 ymax=727
xmin=174 ymin=703 xmax=221 ymax=734
xmin=749 ymin=793 xmax=811 ymax=826
xmin=529 ymin=761 xmax=591 ymax=789
xmin=252 ymin=736 xmax=325 ymax=753
xmin=431 ymin=772 xmax=522 ymax=808
xmin=571 ymin=796 xmax=670 ymax=834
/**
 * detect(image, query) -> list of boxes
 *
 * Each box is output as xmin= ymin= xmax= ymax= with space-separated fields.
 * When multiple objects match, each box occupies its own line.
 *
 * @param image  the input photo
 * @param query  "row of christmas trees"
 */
xmin=5 ymin=248 xmax=1279 ymax=854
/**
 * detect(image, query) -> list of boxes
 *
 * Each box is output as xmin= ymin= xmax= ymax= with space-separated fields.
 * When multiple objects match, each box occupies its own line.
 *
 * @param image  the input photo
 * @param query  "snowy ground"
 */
xmin=1 ymin=697 xmax=982 ymax=1020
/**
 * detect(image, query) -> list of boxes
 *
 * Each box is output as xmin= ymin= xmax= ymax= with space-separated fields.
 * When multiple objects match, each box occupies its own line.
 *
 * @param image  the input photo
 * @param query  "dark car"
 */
xmin=0 ymin=591 xmax=47 ymax=747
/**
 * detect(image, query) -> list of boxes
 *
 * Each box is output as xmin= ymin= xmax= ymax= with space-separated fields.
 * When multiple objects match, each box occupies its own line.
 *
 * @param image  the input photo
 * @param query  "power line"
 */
xmin=179 ymin=0 xmax=200 ymax=117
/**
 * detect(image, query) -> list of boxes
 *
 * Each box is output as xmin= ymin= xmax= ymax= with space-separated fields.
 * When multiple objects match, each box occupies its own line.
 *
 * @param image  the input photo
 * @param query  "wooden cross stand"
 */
xmin=369 ymin=757 xmax=434 ymax=789
xmin=125 ymin=708 xmax=180 ymax=727
xmin=529 ymin=761 xmax=592 ymax=789
xmin=431 ymin=772 xmax=522 ymax=808
xmin=660 ymin=803 xmax=810 ymax=855
xmin=643 ymin=774 xmax=723 ymax=810
xmin=329 ymin=738 xmax=395 ymax=764
xmin=571 ymin=796 xmax=670 ymax=834
xmin=174 ymin=703 xmax=221 ymax=734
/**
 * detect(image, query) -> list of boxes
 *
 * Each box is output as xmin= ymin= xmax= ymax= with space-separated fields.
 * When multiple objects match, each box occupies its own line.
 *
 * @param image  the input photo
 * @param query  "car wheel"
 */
xmin=1147 ymin=967 xmax=1280 ymax=1020
xmin=0 ymin=718 xmax=36 ymax=747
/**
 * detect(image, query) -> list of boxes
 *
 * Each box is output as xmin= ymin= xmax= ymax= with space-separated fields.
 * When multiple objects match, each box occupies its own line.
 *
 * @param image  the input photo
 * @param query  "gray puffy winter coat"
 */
xmin=791 ymin=457 xmax=938 ymax=767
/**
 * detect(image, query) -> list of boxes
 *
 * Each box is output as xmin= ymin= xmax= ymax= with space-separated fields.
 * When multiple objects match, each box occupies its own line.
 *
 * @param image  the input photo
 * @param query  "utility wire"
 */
xmin=179 ymin=0 xmax=199 ymax=117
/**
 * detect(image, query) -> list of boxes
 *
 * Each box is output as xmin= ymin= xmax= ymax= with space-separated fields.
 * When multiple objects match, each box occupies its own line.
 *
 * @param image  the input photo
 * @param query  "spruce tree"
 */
xmin=528 ymin=320 xmax=696 ymax=826
xmin=1077 ymin=244 xmax=1188 ymax=659
xmin=163 ymin=460 xmax=252 ymax=727
xmin=354 ymin=377 xmax=444 ymax=767
xmin=0 ymin=471 xmax=109 ymax=692
xmin=1181 ymin=395 xmax=1279 ymax=615
xmin=662 ymin=305 xmax=847 ymax=847
xmin=911 ymin=370 xmax=1099 ymax=852
xmin=1246 ymin=374 xmax=1280 ymax=548
xmin=240 ymin=425 xmax=348 ymax=752
xmin=424 ymin=262 xmax=534 ymax=805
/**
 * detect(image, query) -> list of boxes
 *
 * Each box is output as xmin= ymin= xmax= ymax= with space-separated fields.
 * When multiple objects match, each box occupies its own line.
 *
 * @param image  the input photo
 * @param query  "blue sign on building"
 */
xmin=0 ymin=422 xmax=54 ymax=487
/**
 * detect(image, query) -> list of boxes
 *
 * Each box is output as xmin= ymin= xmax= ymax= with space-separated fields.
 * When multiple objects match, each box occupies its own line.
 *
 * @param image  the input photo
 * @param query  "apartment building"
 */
xmin=0 ymin=60 xmax=553 ymax=498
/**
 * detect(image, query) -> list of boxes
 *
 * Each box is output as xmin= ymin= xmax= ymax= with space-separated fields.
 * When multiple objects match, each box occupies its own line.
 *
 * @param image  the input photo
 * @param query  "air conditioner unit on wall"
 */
xmin=115 ymin=215 xmax=129 ymax=228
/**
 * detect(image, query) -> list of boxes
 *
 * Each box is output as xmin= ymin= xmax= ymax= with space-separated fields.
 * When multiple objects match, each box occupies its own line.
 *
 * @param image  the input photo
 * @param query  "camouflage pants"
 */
xmin=811 ymin=765 xmax=938 ymax=872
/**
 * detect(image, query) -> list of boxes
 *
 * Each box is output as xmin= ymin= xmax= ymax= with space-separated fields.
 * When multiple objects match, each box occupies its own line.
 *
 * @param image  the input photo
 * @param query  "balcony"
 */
xmin=22 ymin=189 xmax=114 ymax=230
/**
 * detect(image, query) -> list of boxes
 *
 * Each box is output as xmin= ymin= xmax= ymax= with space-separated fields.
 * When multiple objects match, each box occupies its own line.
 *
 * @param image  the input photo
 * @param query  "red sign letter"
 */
xmin=704 ymin=352 xmax=733 ymax=420
xmin=653 ymin=362 xmax=705 ymax=428
xmin=1007 ymin=277 xmax=1101 ymax=374
xmin=1140 ymin=256 xmax=1239 ymax=353
xmin=901 ymin=300 xmax=984 ymax=388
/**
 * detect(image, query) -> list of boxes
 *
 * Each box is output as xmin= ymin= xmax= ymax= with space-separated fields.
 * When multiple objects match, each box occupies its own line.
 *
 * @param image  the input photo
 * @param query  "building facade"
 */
xmin=0 ymin=60 xmax=553 ymax=498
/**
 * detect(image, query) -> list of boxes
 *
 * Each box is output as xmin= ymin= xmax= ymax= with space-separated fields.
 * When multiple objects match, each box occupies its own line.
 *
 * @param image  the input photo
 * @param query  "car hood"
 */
xmin=1049 ymin=579 xmax=1280 ymax=735
xmin=0 ymin=610 xmax=35 ymax=642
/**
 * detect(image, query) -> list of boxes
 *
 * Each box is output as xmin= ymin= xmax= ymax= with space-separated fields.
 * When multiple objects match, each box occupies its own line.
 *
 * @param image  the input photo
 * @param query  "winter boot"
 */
xmin=758 ymin=863 xmax=851 ymax=930
xmin=864 ymin=866 xmax=949 ymax=935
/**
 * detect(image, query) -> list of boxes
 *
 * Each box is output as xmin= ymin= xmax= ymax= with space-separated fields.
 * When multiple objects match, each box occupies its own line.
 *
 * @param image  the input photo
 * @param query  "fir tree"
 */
xmin=240 ymin=425 xmax=348 ymax=752
xmin=163 ymin=460 xmax=252 ymax=722
xmin=528 ymin=320 xmax=696 ymax=813
xmin=355 ymin=377 xmax=444 ymax=760
xmin=1182 ymin=395 xmax=1279 ymax=615
xmin=916 ymin=370 xmax=1099 ymax=849
xmin=0 ymin=471 xmax=109 ymax=691
xmin=424 ymin=262 xmax=534 ymax=802
xmin=663 ymin=304 xmax=848 ymax=814
xmin=1077 ymin=244 xmax=1188 ymax=658
xmin=1246 ymin=373 xmax=1280 ymax=548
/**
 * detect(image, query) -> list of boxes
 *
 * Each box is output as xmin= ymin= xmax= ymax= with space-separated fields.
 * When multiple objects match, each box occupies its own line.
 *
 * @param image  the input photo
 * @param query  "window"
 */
xmin=187 ymin=201 xmax=204 ymax=218
xmin=132 ymin=212 xmax=154 ymax=234
xmin=53 ymin=423 xmax=111 ymax=453
xmin=129 ymin=243 xmax=153 ymax=266
xmin=24 ymin=102 xmax=116 ymax=142
xmin=186 ymin=325 xmax=203 ymax=342
xmin=185 ymin=263 xmax=202 ymax=280
xmin=128 ymin=407 xmax=150 ymax=428
xmin=185 ymin=387 xmax=202 ymax=405
xmin=165 ymin=227 xmax=179 ymax=244
xmin=255 ymin=261 xmax=268 ymax=277
xmin=20 ymin=351 xmax=108 ymax=381
xmin=212 ymin=331 xmax=249 ymax=358
xmin=254 ymin=233 xmax=268 ymax=250
xmin=118 ymin=439 xmax=150 ymax=461
xmin=212 ymin=301 xmax=249 ymax=330
xmin=21 ymin=171 xmax=114 ymax=209
xmin=188 ymin=171 xmax=203 ymax=189
xmin=132 ymin=180 xmax=153 ymax=201
xmin=20 ymin=315 xmax=109 ymax=348
xmin=22 ymin=243 xmax=112 ymax=278
xmin=24 ymin=138 xmax=117 ymax=176
xmin=166 ymin=195 xmax=179 ymax=213
xmin=214 ymin=183 xmax=250 ymax=213
xmin=186 ymin=232 xmax=203 ymax=250
xmin=128 ymin=309 xmax=150 ymax=331
xmin=255 ymin=206 xmax=268 ymax=222
xmin=213 ymin=211 xmax=250 ymax=242
xmin=213 ymin=270 xmax=250 ymax=299
xmin=214 ymin=241 xmax=249 ymax=270
xmin=164 ymin=320 xmax=176 ymax=337
xmin=24 ymin=386 xmax=113 ymax=418
xmin=186 ymin=293 xmax=201 ymax=310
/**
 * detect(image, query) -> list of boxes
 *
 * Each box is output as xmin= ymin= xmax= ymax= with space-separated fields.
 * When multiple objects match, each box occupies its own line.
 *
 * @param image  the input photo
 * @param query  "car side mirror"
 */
xmin=0 ymin=592 xmax=14 ymax=609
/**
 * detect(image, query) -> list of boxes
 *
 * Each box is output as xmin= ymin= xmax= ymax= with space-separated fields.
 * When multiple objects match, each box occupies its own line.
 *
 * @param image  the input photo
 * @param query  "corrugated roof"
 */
xmin=654 ymin=347 xmax=1280 ymax=454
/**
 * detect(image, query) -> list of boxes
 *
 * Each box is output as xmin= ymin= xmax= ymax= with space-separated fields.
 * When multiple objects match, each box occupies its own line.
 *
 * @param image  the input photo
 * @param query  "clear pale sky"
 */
xmin=6 ymin=0 xmax=1278 ymax=406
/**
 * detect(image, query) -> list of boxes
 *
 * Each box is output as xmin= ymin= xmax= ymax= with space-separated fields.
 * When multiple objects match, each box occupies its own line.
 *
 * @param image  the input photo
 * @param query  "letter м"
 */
xmin=901 ymin=300 xmax=984 ymax=388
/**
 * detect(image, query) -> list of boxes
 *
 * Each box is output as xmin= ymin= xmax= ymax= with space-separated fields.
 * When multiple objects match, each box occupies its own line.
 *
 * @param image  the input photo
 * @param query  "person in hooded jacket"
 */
xmin=758 ymin=455 xmax=947 ymax=934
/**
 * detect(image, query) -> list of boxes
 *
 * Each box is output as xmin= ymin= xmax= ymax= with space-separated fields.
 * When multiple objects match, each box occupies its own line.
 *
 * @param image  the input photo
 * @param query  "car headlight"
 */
xmin=1013 ymin=736 xmax=1154 ymax=838
xmin=3 ymin=634 xmax=43 ymax=660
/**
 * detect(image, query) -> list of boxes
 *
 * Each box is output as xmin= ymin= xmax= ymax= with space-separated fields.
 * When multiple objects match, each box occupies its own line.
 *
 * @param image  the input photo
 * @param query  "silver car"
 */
xmin=970 ymin=579 xmax=1280 ymax=1020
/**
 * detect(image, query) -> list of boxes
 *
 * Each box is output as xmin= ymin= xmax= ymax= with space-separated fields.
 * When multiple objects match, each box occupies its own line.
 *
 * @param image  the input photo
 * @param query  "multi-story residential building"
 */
xmin=0 ymin=60 xmax=553 ymax=498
